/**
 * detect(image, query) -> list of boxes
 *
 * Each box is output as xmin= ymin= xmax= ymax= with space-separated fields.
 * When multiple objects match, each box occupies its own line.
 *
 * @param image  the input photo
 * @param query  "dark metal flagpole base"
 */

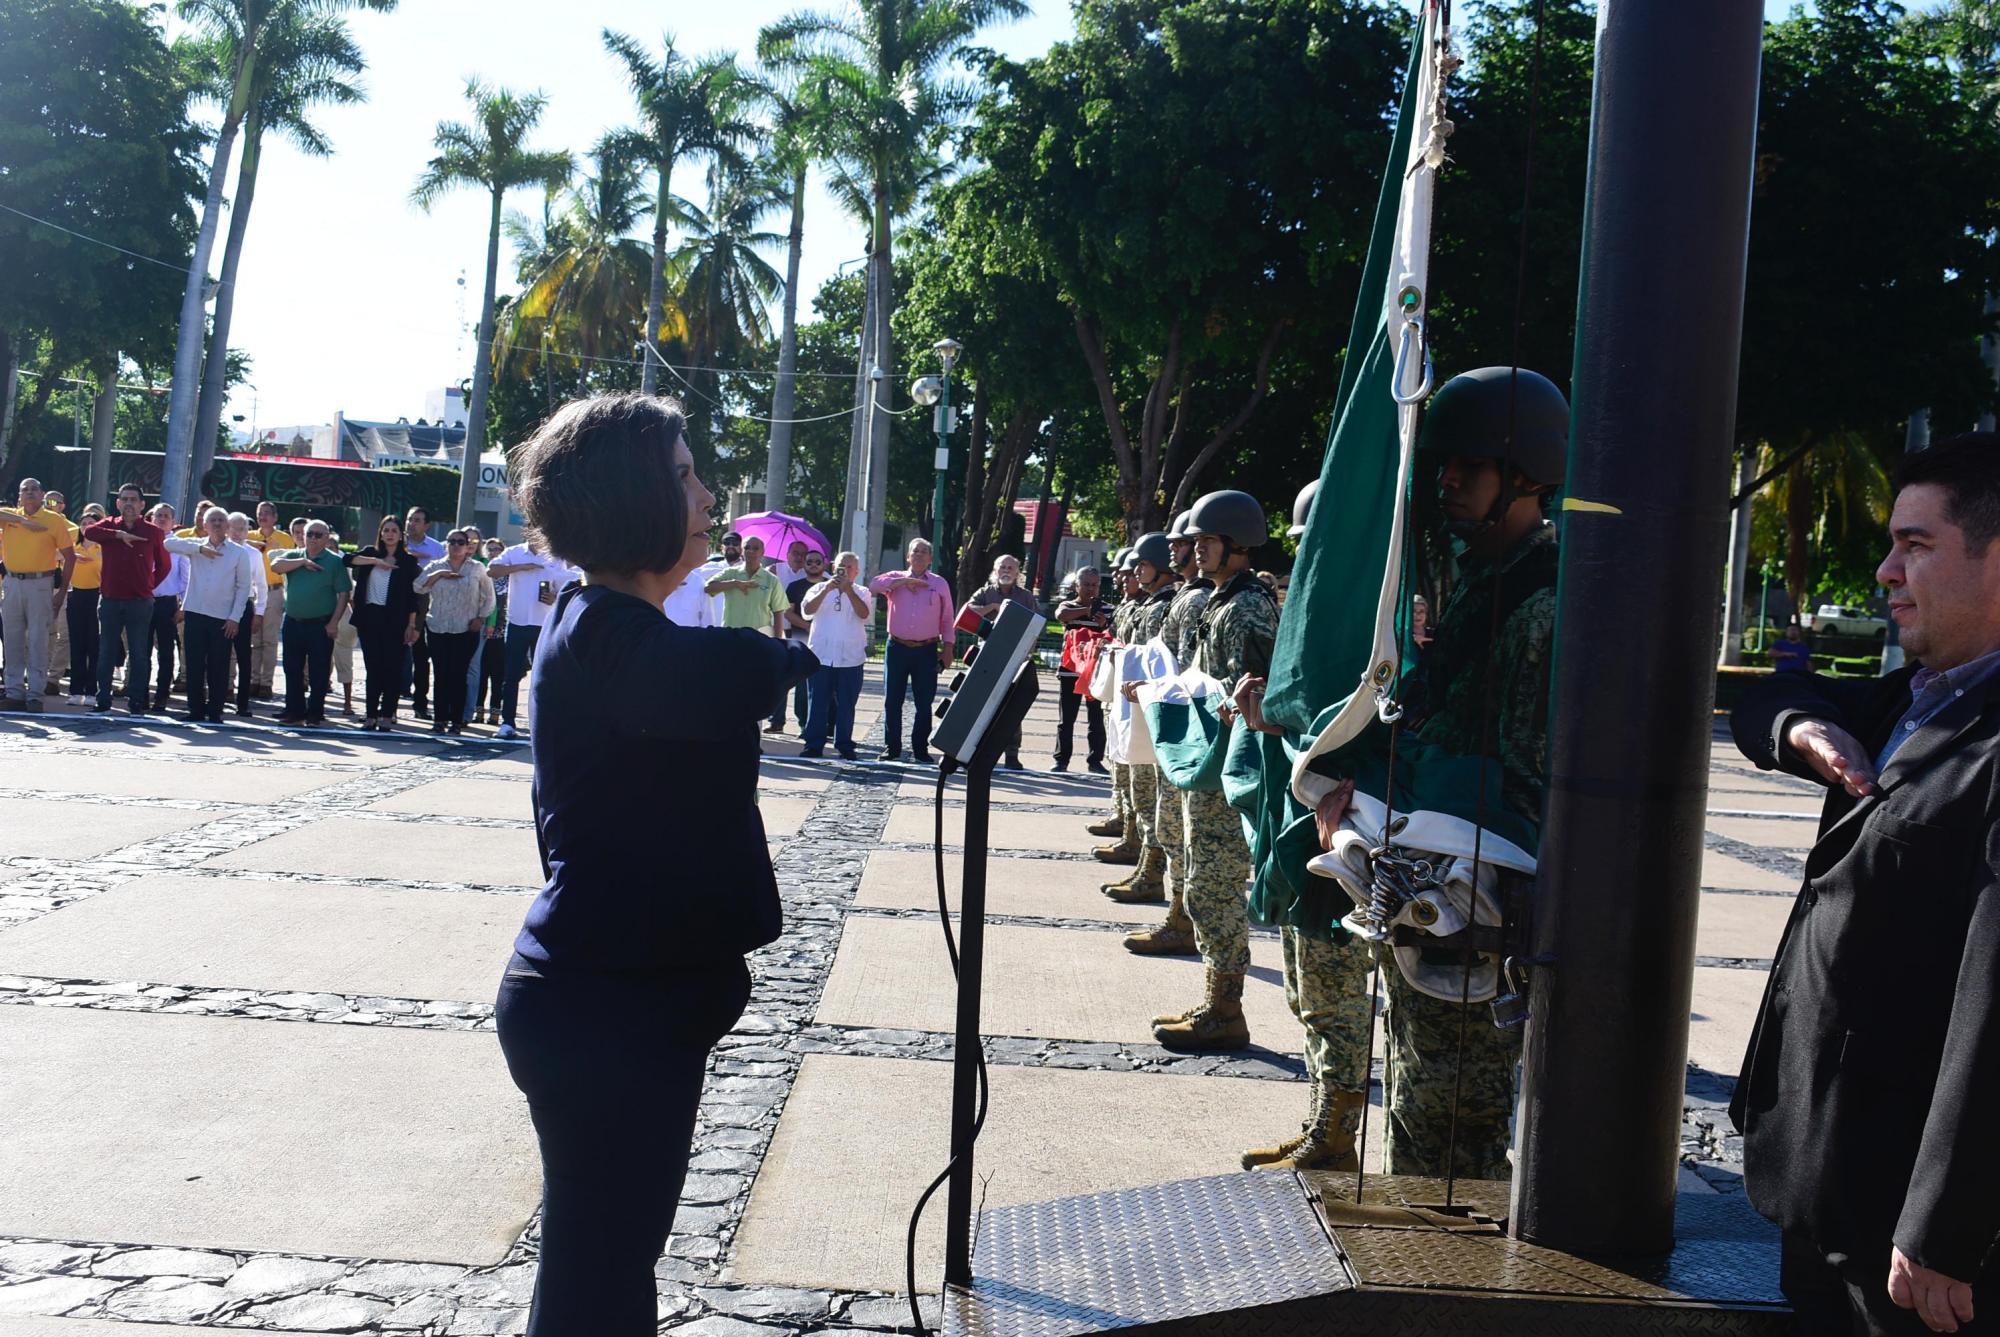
xmin=942 ymin=1171 xmax=1786 ymax=1337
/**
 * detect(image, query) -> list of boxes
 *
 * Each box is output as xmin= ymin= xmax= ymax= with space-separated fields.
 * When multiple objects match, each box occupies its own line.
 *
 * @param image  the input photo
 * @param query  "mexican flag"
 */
xmin=1263 ymin=7 xmax=1436 ymax=743
xmin=1242 ymin=5 xmax=1488 ymax=940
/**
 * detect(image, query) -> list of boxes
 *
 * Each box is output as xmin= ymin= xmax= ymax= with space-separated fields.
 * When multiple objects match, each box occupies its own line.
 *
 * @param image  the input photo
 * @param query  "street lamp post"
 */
xmin=914 ymin=337 xmax=963 ymax=557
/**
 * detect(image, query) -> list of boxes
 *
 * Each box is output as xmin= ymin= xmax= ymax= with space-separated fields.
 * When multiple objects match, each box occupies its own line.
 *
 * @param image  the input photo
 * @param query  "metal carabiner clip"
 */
xmin=1391 ymin=314 xmax=1434 ymax=406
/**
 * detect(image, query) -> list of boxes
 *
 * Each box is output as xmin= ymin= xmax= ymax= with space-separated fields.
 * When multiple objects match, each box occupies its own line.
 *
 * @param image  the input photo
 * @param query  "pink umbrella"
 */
xmin=730 ymin=511 xmax=831 ymax=560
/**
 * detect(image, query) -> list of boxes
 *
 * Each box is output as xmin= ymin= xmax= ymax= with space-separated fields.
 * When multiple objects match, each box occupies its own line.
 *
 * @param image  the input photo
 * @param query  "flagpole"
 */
xmin=1510 ymin=0 xmax=1764 ymax=1256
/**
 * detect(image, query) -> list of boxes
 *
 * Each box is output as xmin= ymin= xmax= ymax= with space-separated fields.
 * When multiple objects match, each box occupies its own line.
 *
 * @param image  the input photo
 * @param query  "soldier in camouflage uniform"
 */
xmin=1237 ymin=477 xmax=1377 ymax=1172
xmin=1087 ymin=551 xmax=1140 ymax=857
xmin=1102 ymin=532 xmax=1182 ymax=904
xmin=1152 ymin=490 xmax=1276 ymax=1053
xmin=1376 ymin=366 xmax=1566 ymax=1179
xmin=1125 ymin=512 xmax=1211 ymax=956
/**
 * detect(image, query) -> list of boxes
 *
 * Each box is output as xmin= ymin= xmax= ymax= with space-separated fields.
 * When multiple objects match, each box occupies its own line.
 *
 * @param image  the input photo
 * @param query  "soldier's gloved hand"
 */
xmin=1314 ymin=778 xmax=1355 ymax=850
xmin=1785 ymin=717 xmax=1878 ymax=798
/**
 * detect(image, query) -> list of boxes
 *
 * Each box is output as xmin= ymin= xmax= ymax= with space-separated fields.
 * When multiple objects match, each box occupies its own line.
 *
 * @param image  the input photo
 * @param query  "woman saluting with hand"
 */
xmin=496 ymin=394 xmax=817 ymax=1335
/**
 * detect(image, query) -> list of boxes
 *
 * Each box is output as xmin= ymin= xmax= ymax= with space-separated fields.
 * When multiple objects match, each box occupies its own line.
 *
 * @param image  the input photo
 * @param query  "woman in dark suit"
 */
xmin=497 ymin=393 xmax=817 ymax=1336
xmin=344 ymin=516 xmax=421 ymax=730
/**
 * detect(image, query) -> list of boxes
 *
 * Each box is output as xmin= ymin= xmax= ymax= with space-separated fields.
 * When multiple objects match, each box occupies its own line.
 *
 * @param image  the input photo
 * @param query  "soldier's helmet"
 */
xmin=1117 ymin=547 xmax=1139 ymax=572
xmin=1168 ymin=510 xmax=1195 ymax=541
xmin=1417 ymin=366 xmax=1570 ymax=487
xmin=1110 ymin=546 xmax=1131 ymax=571
xmin=1187 ymin=490 xmax=1268 ymax=549
xmin=1131 ymin=531 xmax=1173 ymax=573
xmin=1287 ymin=479 xmax=1319 ymax=540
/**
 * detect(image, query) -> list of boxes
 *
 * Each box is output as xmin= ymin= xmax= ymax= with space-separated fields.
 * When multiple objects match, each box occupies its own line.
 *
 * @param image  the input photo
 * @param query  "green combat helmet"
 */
xmin=1417 ymin=366 xmax=1570 ymax=488
xmin=1187 ymin=489 xmax=1268 ymax=550
xmin=1288 ymin=479 xmax=1319 ymax=540
xmin=1131 ymin=531 xmax=1173 ymax=574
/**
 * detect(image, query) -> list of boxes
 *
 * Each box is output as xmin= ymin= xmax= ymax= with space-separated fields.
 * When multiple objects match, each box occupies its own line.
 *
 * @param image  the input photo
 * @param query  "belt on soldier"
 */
xmin=892 ymin=635 xmax=941 ymax=649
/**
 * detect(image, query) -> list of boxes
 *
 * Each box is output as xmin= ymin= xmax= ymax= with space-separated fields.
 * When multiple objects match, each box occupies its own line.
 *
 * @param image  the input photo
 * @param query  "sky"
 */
xmin=193 ymin=0 xmax=1812 ymax=434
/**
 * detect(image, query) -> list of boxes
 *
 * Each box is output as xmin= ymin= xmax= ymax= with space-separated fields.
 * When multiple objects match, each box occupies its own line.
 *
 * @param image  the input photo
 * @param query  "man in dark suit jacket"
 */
xmin=1732 ymin=432 xmax=2000 ymax=1335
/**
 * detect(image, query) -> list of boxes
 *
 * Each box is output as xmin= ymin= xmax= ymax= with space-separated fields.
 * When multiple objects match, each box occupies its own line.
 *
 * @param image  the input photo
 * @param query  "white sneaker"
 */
xmin=495 ymin=723 xmax=519 ymax=741
xmin=68 ymin=695 xmax=84 ymax=707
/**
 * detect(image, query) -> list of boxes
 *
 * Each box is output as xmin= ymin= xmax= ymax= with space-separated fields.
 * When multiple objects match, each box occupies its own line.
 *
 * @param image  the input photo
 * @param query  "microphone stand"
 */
xmin=943 ymin=662 xmax=1041 ymax=1287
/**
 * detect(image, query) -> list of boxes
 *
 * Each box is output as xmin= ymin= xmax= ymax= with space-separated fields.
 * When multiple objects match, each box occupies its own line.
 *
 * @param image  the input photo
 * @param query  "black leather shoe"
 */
xmin=878 ymin=749 xmax=903 ymax=762
xmin=913 ymin=750 xmax=936 ymax=765
xmin=1087 ymin=760 xmax=1109 ymax=774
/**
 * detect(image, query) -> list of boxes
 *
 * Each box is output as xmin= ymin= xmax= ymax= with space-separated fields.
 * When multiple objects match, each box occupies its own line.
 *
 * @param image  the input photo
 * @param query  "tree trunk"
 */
xmin=0 ymin=330 xmax=18 ymax=473
xmin=954 ymin=382 xmax=990 ymax=594
xmin=1784 ymin=446 xmax=1814 ymax=619
xmin=641 ymin=154 xmax=676 ymax=396
xmin=88 ymin=357 xmax=117 ymax=507
xmin=862 ymin=186 xmax=895 ymax=574
xmin=0 ymin=352 xmax=67 ymax=492
xmin=163 ymin=100 xmax=246 ymax=514
xmin=458 ymin=187 xmax=505 ymax=527
xmin=841 ymin=237 xmax=876 ymax=555
xmin=192 ymin=116 xmax=265 ymax=498
xmin=1719 ymin=448 xmax=1755 ymax=666
xmin=1025 ymin=454 xmax=1056 ymax=594
xmin=763 ymin=164 xmax=807 ymax=511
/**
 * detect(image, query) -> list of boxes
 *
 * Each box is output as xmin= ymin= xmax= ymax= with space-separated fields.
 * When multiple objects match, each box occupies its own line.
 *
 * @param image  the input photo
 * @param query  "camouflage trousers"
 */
xmin=1180 ymin=786 xmax=1250 ymax=975
xmin=1112 ymin=762 xmax=1132 ymax=825
xmin=1381 ymin=963 xmax=1520 ymax=1180
xmin=1129 ymin=763 xmax=1159 ymax=854
xmin=1154 ymin=766 xmax=1185 ymax=899
xmin=1282 ymin=927 xmax=1374 ymax=1094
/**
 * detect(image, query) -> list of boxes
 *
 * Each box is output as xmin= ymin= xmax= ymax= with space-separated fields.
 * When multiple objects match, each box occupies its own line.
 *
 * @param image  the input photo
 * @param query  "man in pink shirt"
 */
xmin=867 ymin=537 xmax=955 ymax=762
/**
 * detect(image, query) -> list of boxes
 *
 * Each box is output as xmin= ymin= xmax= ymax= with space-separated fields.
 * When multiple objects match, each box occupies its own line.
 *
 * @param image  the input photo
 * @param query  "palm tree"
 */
xmin=189 ymin=8 xmax=365 ymax=488
xmin=760 ymin=0 xmax=1027 ymax=562
xmin=665 ymin=162 xmax=788 ymax=449
xmin=412 ymin=80 xmax=572 ymax=526
xmin=748 ymin=74 xmax=832 ymax=511
xmin=602 ymin=31 xmax=755 ymax=396
xmin=161 ymin=0 xmax=397 ymax=512
xmin=504 ymin=135 xmax=663 ymax=396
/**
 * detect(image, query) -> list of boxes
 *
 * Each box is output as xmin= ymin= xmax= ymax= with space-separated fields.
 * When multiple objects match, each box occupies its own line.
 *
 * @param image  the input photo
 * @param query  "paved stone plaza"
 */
xmin=0 ymin=664 xmax=1822 ymax=1335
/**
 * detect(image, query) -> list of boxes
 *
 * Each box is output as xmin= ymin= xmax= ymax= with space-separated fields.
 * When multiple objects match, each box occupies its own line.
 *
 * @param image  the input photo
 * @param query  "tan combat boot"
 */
xmin=1153 ymin=968 xmax=1249 ymax=1052
xmin=1264 ymin=1085 xmax=1368 ymax=1173
xmin=1125 ymin=895 xmax=1197 ymax=956
xmin=1102 ymin=844 xmax=1166 ymax=902
xmin=1085 ymin=814 xmax=1125 ymax=838
xmin=1092 ymin=833 xmax=1140 ymax=865
xmin=1242 ymin=1083 xmax=1322 ymax=1170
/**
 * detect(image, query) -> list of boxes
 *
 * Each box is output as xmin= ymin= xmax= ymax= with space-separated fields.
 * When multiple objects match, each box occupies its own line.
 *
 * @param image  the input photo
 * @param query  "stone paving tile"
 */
xmin=0 ymin=876 xmax=520 ymax=1004
xmin=850 ymin=849 xmax=1155 ymax=925
xmin=204 ymin=816 xmax=544 ymax=889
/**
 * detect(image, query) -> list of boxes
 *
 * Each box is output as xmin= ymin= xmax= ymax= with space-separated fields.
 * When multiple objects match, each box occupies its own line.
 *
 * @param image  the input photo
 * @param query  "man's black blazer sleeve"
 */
xmin=1730 ymin=671 xmax=1896 ymax=781
xmin=1897 ymin=811 xmax=2000 ymax=1281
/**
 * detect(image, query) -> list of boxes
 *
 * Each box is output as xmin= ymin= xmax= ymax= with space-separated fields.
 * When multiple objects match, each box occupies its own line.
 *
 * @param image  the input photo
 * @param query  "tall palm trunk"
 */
xmin=191 ymin=115 xmax=266 ymax=494
xmin=88 ymin=357 xmax=118 ymax=507
xmin=841 ymin=237 xmax=877 ymax=553
xmin=641 ymin=157 xmax=675 ymax=395
xmin=457 ymin=187 xmax=505 ymax=527
xmin=763 ymin=163 xmax=808 ymax=511
xmin=861 ymin=184 xmax=895 ymax=572
xmin=0 ymin=331 xmax=19 ymax=472
xmin=162 ymin=104 xmax=245 ymax=512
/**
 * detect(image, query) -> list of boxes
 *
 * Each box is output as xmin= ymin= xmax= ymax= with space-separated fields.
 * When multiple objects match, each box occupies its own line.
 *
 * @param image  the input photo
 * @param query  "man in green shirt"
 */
xmin=705 ymin=535 xmax=787 ymax=638
xmin=269 ymin=520 xmax=353 ymax=725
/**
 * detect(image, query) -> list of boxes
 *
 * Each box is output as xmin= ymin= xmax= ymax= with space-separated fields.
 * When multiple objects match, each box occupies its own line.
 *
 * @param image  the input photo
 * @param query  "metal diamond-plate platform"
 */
xmin=943 ymin=1171 xmax=1352 ymax=1337
xmin=944 ymin=1172 xmax=1789 ymax=1337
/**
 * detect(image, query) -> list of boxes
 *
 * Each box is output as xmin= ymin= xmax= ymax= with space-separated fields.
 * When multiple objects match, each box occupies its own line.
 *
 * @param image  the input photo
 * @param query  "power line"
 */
xmin=0 ymin=201 xmax=207 ymax=280
xmin=646 ymin=338 xmax=919 ymax=425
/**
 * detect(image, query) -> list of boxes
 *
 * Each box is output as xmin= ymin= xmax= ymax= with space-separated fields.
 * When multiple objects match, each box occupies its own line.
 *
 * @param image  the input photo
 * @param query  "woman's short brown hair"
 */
xmin=511 ymin=394 xmax=692 ymax=575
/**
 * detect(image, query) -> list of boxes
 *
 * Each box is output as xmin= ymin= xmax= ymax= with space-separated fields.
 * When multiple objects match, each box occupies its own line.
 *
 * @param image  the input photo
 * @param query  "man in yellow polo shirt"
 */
xmin=0 ymin=478 xmax=77 ymax=711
